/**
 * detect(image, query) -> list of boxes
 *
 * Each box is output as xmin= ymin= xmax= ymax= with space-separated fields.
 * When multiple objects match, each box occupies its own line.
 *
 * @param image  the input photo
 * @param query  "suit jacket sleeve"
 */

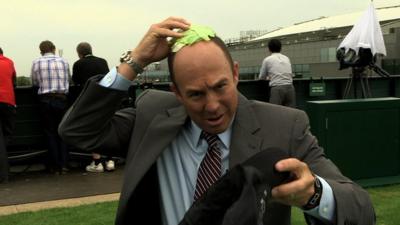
xmin=72 ymin=62 xmax=80 ymax=85
xmin=59 ymin=76 xmax=135 ymax=157
xmin=291 ymin=110 xmax=375 ymax=225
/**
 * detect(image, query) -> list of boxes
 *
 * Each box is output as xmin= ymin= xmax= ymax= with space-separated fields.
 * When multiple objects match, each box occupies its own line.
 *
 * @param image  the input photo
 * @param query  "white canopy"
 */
xmin=338 ymin=3 xmax=387 ymax=56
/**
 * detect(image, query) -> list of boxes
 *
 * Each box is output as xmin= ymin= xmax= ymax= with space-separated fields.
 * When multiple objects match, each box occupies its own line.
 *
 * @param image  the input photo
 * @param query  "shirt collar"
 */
xmin=190 ymin=120 xmax=233 ymax=149
xmin=43 ymin=53 xmax=55 ymax=57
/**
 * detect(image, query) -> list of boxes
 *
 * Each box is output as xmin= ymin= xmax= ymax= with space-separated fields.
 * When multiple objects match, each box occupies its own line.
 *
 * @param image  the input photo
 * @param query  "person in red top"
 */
xmin=0 ymin=47 xmax=17 ymax=183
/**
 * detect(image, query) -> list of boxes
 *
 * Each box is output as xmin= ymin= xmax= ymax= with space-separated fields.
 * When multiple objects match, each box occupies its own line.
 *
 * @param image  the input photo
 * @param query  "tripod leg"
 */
xmin=344 ymin=74 xmax=352 ymax=98
xmin=366 ymin=71 xmax=372 ymax=97
xmin=353 ymin=74 xmax=357 ymax=98
xmin=360 ymin=74 xmax=367 ymax=98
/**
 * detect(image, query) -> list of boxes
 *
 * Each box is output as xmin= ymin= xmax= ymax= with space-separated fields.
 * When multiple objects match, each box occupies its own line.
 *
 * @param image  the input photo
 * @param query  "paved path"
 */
xmin=0 ymin=164 xmax=124 ymax=216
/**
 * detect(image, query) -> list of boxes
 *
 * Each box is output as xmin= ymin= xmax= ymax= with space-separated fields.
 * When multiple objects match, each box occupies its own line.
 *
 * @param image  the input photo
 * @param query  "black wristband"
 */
xmin=302 ymin=176 xmax=322 ymax=210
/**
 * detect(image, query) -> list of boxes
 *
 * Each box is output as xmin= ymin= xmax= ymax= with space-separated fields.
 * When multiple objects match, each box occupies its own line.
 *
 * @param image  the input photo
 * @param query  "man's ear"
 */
xmin=233 ymin=61 xmax=239 ymax=85
xmin=170 ymin=83 xmax=183 ymax=102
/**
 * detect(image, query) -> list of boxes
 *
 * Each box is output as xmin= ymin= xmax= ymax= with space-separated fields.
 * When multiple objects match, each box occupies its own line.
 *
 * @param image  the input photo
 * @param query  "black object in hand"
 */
xmin=179 ymin=147 xmax=290 ymax=225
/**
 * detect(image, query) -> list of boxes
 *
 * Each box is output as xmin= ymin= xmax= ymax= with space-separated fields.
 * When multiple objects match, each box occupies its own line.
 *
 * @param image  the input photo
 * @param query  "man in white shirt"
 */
xmin=259 ymin=39 xmax=296 ymax=108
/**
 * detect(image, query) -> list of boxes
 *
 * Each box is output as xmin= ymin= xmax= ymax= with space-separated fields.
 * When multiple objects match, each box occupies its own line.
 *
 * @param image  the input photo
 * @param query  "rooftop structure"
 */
xmin=249 ymin=4 xmax=400 ymax=42
xmin=147 ymin=1 xmax=400 ymax=80
xmin=226 ymin=2 xmax=400 ymax=79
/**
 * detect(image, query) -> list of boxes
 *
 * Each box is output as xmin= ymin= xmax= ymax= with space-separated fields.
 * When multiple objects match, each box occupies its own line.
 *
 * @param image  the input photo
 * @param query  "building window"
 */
xmin=293 ymin=64 xmax=311 ymax=78
xmin=320 ymin=47 xmax=337 ymax=62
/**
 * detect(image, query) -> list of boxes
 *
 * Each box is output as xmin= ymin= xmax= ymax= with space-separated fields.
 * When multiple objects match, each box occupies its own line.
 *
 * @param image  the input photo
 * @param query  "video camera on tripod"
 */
xmin=335 ymin=3 xmax=389 ymax=98
xmin=336 ymin=47 xmax=389 ymax=78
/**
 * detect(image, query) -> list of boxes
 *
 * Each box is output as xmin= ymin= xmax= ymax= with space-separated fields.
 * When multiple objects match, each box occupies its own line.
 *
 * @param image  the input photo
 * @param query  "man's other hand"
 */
xmin=271 ymin=158 xmax=316 ymax=208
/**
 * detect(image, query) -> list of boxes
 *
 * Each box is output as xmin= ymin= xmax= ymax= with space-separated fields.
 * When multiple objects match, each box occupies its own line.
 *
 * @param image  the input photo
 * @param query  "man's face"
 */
xmin=171 ymin=41 xmax=239 ymax=134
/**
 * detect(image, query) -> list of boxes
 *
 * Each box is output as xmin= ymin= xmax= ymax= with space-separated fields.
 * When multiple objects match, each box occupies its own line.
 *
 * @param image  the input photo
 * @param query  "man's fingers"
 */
xmin=275 ymin=158 xmax=304 ymax=173
xmin=153 ymin=17 xmax=190 ymax=38
xmin=130 ymin=17 xmax=191 ymax=68
xmin=163 ymin=16 xmax=190 ymax=25
xmin=271 ymin=178 xmax=304 ymax=198
xmin=161 ymin=16 xmax=191 ymax=28
xmin=152 ymin=28 xmax=185 ymax=39
xmin=271 ymin=158 xmax=316 ymax=206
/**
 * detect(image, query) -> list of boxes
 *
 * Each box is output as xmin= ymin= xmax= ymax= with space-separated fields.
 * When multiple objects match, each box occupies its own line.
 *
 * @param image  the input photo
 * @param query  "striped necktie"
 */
xmin=194 ymin=131 xmax=222 ymax=201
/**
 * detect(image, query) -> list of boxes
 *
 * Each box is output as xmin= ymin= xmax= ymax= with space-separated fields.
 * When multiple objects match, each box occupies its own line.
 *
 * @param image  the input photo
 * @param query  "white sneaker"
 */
xmin=105 ymin=160 xmax=115 ymax=171
xmin=86 ymin=161 xmax=104 ymax=172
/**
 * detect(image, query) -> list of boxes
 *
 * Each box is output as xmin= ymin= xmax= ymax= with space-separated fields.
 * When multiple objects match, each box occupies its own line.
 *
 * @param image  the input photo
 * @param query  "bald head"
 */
xmin=168 ymin=36 xmax=234 ymax=85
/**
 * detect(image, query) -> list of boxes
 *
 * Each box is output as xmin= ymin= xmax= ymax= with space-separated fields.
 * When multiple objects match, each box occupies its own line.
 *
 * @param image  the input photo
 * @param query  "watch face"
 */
xmin=120 ymin=51 xmax=132 ymax=63
xmin=120 ymin=51 xmax=143 ymax=74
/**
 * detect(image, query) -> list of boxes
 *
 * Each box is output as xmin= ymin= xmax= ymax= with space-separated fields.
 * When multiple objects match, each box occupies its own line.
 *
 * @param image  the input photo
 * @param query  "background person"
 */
xmin=0 ymin=47 xmax=17 ymax=183
xmin=59 ymin=17 xmax=375 ymax=225
xmin=72 ymin=42 xmax=109 ymax=91
xmin=72 ymin=42 xmax=114 ymax=172
xmin=31 ymin=40 xmax=70 ymax=175
xmin=258 ymin=39 xmax=296 ymax=108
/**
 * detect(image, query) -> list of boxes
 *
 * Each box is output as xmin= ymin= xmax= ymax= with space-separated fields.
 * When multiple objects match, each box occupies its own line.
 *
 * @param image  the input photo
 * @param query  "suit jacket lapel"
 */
xmin=230 ymin=94 xmax=263 ymax=167
xmin=124 ymin=105 xmax=187 ymax=192
xmin=124 ymin=92 xmax=262 ymax=193
xmin=141 ymin=105 xmax=188 ymax=160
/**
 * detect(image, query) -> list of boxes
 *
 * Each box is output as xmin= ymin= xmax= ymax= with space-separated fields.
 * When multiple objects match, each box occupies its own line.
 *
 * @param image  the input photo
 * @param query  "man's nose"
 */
xmin=205 ymin=94 xmax=220 ymax=113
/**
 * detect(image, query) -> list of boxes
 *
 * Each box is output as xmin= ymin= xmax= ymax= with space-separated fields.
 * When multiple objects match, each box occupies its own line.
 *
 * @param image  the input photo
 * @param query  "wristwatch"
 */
xmin=302 ymin=176 xmax=323 ymax=210
xmin=120 ymin=51 xmax=144 ymax=74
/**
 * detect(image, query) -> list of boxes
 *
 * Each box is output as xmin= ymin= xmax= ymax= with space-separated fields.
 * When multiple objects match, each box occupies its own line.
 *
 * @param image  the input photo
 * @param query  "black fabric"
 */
xmin=0 ymin=124 xmax=6 ymax=183
xmin=179 ymin=147 xmax=290 ymax=225
xmin=336 ymin=47 xmax=374 ymax=70
xmin=39 ymin=96 xmax=69 ymax=170
xmin=94 ymin=158 xmax=102 ymax=165
xmin=117 ymin=164 xmax=162 ymax=225
xmin=0 ymin=103 xmax=16 ymax=182
xmin=72 ymin=55 xmax=109 ymax=92
xmin=59 ymin=76 xmax=130 ymax=158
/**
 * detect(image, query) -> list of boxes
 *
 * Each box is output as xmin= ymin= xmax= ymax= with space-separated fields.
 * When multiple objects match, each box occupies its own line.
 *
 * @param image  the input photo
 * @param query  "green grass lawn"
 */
xmin=0 ymin=184 xmax=399 ymax=225
xmin=0 ymin=201 xmax=118 ymax=225
xmin=292 ymin=184 xmax=400 ymax=225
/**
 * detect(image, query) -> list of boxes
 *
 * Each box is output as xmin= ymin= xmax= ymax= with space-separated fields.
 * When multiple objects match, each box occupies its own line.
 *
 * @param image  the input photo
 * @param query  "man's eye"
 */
xmin=189 ymin=92 xmax=202 ymax=98
xmin=217 ymin=83 xmax=226 ymax=89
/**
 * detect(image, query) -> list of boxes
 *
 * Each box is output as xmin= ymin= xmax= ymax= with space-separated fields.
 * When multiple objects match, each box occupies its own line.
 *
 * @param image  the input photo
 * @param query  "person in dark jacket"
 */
xmin=72 ymin=42 xmax=109 ymax=89
xmin=72 ymin=42 xmax=114 ymax=172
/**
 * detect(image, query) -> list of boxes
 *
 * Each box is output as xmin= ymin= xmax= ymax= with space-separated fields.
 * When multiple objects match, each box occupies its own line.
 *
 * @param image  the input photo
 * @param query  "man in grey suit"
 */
xmin=59 ymin=17 xmax=375 ymax=225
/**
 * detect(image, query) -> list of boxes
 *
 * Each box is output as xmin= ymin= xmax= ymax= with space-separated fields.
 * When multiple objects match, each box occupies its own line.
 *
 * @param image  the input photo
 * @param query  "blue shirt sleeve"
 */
xmin=303 ymin=176 xmax=336 ymax=223
xmin=98 ymin=66 xmax=132 ymax=91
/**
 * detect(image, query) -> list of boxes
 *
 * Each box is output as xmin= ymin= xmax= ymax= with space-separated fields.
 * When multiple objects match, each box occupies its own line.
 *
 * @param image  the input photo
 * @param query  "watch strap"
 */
xmin=120 ymin=51 xmax=144 ymax=74
xmin=302 ymin=176 xmax=323 ymax=210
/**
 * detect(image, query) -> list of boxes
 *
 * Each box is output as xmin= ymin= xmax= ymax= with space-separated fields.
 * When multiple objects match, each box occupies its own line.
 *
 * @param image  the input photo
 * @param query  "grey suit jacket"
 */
xmin=59 ymin=79 xmax=375 ymax=225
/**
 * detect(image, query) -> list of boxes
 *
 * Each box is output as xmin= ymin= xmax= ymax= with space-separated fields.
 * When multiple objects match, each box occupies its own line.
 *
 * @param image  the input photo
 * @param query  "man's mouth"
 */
xmin=206 ymin=114 xmax=224 ymax=126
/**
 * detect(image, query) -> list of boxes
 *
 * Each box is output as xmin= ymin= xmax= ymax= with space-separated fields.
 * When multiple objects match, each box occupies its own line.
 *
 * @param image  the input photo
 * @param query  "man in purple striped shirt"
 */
xmin=31 ymin=40 xmax=70 ymax=175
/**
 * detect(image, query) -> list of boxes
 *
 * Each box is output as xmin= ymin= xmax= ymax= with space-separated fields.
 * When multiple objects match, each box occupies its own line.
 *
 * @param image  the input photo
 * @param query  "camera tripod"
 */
xmin=343 ymin=64 xmax=390 ymax=99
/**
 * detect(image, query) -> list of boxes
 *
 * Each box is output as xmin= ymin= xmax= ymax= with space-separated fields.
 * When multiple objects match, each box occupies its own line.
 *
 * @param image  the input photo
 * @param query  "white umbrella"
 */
xmin=338 ymin=2 xmax=386 ymax=56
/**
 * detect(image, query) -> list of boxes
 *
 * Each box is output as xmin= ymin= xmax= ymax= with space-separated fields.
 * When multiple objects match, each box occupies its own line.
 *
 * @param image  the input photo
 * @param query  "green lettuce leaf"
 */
xmin=171 ymin=24 xmax=216 ymax=52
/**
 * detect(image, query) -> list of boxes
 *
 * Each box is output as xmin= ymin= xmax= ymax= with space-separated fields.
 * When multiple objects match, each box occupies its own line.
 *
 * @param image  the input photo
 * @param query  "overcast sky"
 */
xmin=1 ymin=0 xmax=397 ymax=76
